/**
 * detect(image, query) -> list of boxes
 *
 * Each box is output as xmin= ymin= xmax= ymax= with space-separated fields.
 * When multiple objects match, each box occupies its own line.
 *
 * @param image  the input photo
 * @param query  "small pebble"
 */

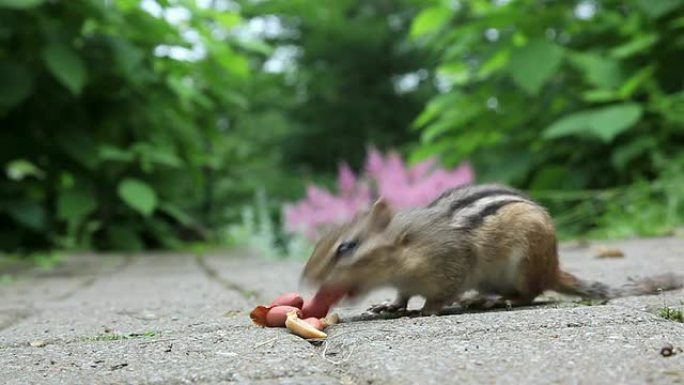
xmin=29 ymin=339 xmax=48 ymax=348
xmin=216 ymin=351 xmax=238 ymax=357
xmin=139 ymin=312 xmax=158 ymax=320
xmin=660 ymin=343 xmax=674 ymax=357
xmin=595 ymin=246 xmax=625 ymax=258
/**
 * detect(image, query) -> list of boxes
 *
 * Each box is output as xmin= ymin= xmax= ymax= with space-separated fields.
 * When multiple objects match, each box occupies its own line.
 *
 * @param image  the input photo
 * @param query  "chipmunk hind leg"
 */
xmin=516 ymin=209 xmax=562 ymax=303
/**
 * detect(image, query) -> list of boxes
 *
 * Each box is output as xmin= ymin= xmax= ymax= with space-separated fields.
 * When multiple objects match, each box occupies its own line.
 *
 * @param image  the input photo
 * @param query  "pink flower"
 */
xmin=337 ymin=162 xmax=356 ymax=196
xmin=365 ymin=146 xmax=385 ymax=177
xmin=282 ymin=147 xmax=475 ymax=240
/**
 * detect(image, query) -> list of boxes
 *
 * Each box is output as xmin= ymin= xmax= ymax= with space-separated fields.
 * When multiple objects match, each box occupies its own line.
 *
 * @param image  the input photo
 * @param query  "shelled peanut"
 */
xmin=249 ymin=288 xmax=345 ymax=339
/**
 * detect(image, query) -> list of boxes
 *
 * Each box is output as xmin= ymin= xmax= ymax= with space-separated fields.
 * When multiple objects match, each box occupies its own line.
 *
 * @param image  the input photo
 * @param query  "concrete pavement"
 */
xmin=1 ymin=237 xmax=683 ymax=384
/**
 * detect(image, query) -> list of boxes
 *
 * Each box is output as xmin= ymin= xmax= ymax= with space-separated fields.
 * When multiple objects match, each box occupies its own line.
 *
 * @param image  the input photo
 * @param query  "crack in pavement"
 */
xmin=193 ymin=254 xmax=262 ymax=302
xmin=0 ymin=255 xmax=134 ymax=334
xmin=51 ymin=255 xmax=134 ymax=302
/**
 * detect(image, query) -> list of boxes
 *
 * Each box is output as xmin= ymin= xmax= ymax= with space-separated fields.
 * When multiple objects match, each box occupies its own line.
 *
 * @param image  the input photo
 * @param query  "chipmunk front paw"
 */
xmin=367 ymin=301 xmax=407 ymax=314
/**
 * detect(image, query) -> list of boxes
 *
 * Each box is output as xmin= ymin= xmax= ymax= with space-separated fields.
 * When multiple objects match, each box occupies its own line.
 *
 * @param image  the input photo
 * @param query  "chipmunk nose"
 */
xmin=298 ymin=262 xmax=326 ymax=291
xmin=298 ymin=273 xmax=318 ymax=292
xmin=298 ymin=265 xmax=314 ymax=288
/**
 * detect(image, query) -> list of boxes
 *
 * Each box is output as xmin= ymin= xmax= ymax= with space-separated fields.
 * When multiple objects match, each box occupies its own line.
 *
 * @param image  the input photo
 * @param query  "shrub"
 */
xmin=0 ymin=0 xmax=260 ymax=252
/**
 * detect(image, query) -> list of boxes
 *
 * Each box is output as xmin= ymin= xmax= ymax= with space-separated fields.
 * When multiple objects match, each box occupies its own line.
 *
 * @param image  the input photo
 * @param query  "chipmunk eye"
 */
xmin=336 ymin=241 xmax=358 ymax=256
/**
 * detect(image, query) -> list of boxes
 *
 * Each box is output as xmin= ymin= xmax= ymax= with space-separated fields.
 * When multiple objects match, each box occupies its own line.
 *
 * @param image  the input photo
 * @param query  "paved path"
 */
xmin=1 ymin=237 xmax=683 ymax=384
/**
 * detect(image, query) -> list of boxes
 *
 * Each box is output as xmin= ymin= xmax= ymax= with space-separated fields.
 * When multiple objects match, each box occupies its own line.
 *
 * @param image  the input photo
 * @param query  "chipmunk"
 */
xmin=300 ymin=184 xmax=684 ymax=315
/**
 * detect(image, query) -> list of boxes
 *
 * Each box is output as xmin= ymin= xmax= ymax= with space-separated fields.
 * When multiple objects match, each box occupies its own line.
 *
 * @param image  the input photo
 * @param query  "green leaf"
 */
xmin=111 ymin=38 xmax=144 ymax=77
xmin=215 ymin=12 xmax=242 ymax=29
xmin=235 ymin=38 xmax=273 ymax=56
xmin=670 ymin=16 xmax=684 ymax=29
xmin=159 ymin=203 xmax=194 ymax=226
xmin=42 ymin=42 xmax=87 ymax=95
xmin=509 ymin=39 xmax=563 ymax=94
xmin=117 ymin=178 xmax=158 ymax=216
xmin=609 ymin=34 xmax=658 ymax=59
xmin=422 ymin=119 xmax=457 ymax=143
xmin=582 ymin=89 xmax=619 ymax=103
xmin=618 ymin=65 xmax=655 ymax=98
xmin=569 ymin=53 xmax=623 ymax=89
xmin=651 ymin=91 xmax=684 ymax=125
xmin=611 ymin=137 xmax=656 ymax=170
xmin=6 ymin=201 xmax=45 ymax=230
xmin=421 ymin=103 xmax=483 ymax=142
xmin=98 ymin=144 xmax=134 ymax=162
xmin=437 ymin=62 xmax=471 ymax=86
xmin=542 ymin=111 xmax=593 ymax=139
xmin=476 ymin=49 xmax=510 ymax=80
xmin=0 ymin=0 xmax=44 ymax=9
xmin=131 ymin=143 xmax=183 ymax=169
xmin=410 ymin=6 xmax=451 ymax=38
xmin=413 ymin=102 xmax=441 ymax=129
xmin=413 ymin=93 xmax=461 ymax=129
xmin=0 ymin=61 xmax=33 ymax=108
xmin=5 ymin=159 xmax=44 ymax=180
xmin=211 ymin=44 xmax=249 ymax=78
xmin=589 ymin=104 xmax=643 ymax=142
xmin=57 ymin=188 xmax=97 ymax=224
xmin=543 ymin=103 xmax=643 ymax=142
xmin=635 ymin=0 xmax=681 ymax=18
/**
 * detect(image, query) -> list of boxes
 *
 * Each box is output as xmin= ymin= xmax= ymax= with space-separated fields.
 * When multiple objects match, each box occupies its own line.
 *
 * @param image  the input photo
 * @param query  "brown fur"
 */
xmin=301 ymin=188 xmax=684 ymax=315
xmin=471 ymin=202 xmax=560 ymax=302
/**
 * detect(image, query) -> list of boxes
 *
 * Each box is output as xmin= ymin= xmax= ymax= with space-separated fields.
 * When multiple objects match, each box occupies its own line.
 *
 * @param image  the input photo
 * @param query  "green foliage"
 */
xmin=410 ymin=6 xmax=451 ymax=38
xmin=117 ymin=179 xmax=157 ymax=217
xmin=659 ymin=303 xmax=684 ymax=322
xmin=509 ymin=39 xmax=563 ymax=95
xmin=543 ymin=103 xmax=643 ymax=143
xmin=410 ymin=0 xmax=684 ymax=236
xmin=0 ymin=250 xmax=62 ymax=271
xmin=83 ymin=331 xmax=157 ymax=342
xmin=0 ymin=62 xmax=33 ymax=108
xmin=42 ymin=42 xmax=87 ymax=95
xmin=0 ymin=0 xmax=44 ymax=9
xmin=411 ymin=0 xmax=683 ymax=185
xmin=240 ymin=0 xmax=433 ymax=172
xmin=2 ymin=0 xmax=683 ymax=255
xmin=587 ymin=155 xmax=684 ymax=239
xmin=0 ymin=0 xmax=266 ymax=252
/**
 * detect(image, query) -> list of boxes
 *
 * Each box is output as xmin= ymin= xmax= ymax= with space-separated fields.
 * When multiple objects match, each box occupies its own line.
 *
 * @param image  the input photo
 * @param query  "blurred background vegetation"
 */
xmin=1 ymin=0 xmax=683 ymax=257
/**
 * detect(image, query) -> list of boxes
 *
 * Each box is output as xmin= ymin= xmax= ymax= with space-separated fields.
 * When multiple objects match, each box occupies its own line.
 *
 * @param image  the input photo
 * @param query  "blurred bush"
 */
xmin=410 ymin=0 xmax=683 ymax=189
xmin=2 ymin=0 xmax=683 ymax=255
xmin=408 ymin=0 xmax=684 ymax=237
xmin=0 ymin=0 xmax=264 ymax=252
xmin=238 ymin=0 xmax=435 ymax=172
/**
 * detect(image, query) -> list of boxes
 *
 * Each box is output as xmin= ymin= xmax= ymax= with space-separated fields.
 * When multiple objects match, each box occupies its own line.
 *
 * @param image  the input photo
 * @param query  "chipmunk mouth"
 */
xmin=315 ymin=284 xmax=361 ymax=306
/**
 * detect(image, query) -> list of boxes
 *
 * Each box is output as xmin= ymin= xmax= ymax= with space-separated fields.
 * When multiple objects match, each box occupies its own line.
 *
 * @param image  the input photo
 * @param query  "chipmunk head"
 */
xmin=300 ymin=198 xmax=404 ymax=298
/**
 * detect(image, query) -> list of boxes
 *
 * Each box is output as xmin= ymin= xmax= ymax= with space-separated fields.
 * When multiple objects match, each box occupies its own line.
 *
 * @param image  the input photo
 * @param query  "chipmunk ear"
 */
xmin=369 ymin=198 xmax=393 ymax=231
